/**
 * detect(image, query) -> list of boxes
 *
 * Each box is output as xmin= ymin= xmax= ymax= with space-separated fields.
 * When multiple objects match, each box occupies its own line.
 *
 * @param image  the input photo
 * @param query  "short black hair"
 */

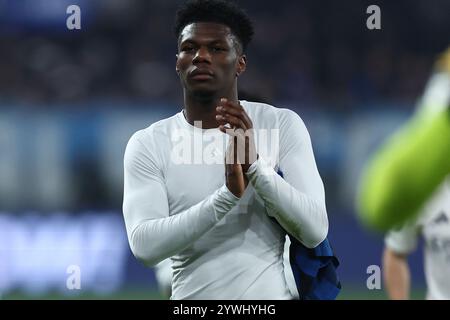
xmin=174 ymin=0 xmax=254 ymax=53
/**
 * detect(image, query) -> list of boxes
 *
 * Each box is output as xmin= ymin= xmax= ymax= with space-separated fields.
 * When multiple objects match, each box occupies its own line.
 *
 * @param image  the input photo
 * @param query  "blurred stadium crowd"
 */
xmin=0 ymin=0 xmax=449 ymax=107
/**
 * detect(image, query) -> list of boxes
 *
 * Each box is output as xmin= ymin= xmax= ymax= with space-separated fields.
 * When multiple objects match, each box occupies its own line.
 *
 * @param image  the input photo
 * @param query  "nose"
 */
xmin=193 ymin=46 xmax=211 ymax=64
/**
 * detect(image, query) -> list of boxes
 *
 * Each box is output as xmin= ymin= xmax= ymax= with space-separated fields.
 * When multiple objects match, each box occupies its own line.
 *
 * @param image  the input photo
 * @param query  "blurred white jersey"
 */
xmin=385 ymin=179 xmax=450 ymax=300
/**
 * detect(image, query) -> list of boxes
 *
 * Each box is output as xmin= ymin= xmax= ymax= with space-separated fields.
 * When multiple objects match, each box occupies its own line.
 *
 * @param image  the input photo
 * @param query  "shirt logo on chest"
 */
xmin=432 ymin=211 xmax=449 ymax=225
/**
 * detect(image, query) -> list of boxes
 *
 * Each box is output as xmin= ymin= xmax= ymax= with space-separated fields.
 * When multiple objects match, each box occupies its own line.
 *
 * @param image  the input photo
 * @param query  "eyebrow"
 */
xmin=178 ymin=36 xmax=242 ymax=54
xmin=179 ymin=39 xmax=229 ymax=46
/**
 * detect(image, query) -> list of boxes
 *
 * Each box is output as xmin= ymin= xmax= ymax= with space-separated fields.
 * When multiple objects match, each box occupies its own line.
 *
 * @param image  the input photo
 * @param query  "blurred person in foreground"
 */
xmin=383 ymin=177 xmax=450 ymax=300
xmin=123 ymin=0 xmax=337 ymax=299
xmin=357 ymin=47 xmax=450 ymax=232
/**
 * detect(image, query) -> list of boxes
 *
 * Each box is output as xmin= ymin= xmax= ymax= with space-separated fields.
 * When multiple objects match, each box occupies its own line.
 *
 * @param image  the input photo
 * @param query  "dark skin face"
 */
xmin=176 ymin=22 xmax=257 ymax=197
xmin=176 ymin=22 xmax=246 ymax=129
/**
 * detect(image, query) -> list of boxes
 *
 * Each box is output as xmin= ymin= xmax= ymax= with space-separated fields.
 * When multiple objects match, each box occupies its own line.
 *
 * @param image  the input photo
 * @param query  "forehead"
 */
xmin=179 ymin=22 xmax=234 ymax=44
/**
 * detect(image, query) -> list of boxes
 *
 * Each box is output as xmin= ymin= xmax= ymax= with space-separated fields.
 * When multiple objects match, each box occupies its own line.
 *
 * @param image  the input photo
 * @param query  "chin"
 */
xmin=190 ymin=86 xmax=217 ymax=99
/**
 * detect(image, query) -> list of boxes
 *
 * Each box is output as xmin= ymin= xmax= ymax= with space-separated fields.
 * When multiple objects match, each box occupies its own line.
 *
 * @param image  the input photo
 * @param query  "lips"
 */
xmin=189 ymin=69 xmax=214 ymax=80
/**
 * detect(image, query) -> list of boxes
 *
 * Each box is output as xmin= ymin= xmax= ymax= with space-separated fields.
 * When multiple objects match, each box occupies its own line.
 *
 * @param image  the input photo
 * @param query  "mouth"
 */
xmin=189 ymin=69 xmax=214 ymax=80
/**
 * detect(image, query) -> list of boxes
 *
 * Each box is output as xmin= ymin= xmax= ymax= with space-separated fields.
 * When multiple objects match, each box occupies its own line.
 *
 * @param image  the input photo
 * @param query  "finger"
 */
xmin=216 ymin=113 xmax=247 ymax=130
xmin=225 ymin=135 xmax=239 ymax=166
xmin=219 ymin=98 xmax=241 ymax=110
xmin=216 ymin=105 xmax=243 ymax=116
xmin=216 ymin=116 xmax=243 ymax=131
xmin=219 ymin=124 xmax=233 ymax=134
xmin=220 ymin=125 xmax=239 ymax=139
xmin=216 ymin=106 xmax=252 ymax=129
xmin=233 ymin=135 xmax=238 ymax=165
xmin=219 ymin=99 xmax=253 ymax=129
xmin=225 ymin=134 xmax=233 ymax=166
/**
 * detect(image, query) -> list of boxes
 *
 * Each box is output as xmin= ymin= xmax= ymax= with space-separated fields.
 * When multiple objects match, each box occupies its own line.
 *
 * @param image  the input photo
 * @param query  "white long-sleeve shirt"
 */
xmin=122 ymin=100 xmax=328 ymax=299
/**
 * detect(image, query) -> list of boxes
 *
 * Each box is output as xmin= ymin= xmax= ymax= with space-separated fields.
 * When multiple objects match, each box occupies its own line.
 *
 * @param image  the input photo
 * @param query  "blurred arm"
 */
xmin=383 ymin=248 xmax=410 ymax=300
xmin=246 ymin=109 xmax=328 ymax=248
xmin=122 ymin=131 xmax=239 ymax=267
xmin=357 ymin=108 xmax=450 ymax=231
xmin=382 ymin=221 xmax=419 ymax=300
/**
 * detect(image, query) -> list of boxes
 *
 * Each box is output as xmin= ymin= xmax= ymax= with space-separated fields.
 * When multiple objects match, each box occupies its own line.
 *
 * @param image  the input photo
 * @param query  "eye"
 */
xmin=212 ymin=47 xmax=226 ymax=52
xmin=181 ymin=46 xmax=195 ymax=53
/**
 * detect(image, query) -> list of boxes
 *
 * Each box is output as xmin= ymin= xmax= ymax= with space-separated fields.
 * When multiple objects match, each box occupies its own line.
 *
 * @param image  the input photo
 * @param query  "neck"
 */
xmin=183 ymin=87 xmax=238 ymax=129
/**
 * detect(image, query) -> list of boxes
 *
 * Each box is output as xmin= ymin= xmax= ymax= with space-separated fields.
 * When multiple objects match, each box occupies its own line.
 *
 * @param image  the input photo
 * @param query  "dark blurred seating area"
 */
xmin=0 ymin=0 xmax=449 ymax=108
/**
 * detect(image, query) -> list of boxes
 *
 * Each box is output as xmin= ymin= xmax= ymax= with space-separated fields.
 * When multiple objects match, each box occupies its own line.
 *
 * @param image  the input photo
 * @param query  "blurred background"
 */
xmin=1 ymin=0 xmax=449 ymax=299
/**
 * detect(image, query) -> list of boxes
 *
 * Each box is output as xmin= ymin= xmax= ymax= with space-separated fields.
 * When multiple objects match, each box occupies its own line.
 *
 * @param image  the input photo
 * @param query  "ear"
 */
xmin=236 ymin=54 xmax=247 ymax=77
xmin=175 ymin=54 xmax=180 ymax=75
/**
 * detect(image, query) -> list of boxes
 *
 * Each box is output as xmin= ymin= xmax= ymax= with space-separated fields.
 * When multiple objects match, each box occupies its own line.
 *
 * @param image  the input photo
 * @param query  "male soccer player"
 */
xmin=357 ymin=46 xmax=450 ymax=231
xmin=123 ymin=0 xmax=328 ymax=299
xmin=383 ymin=177 xmax=450 ymax=300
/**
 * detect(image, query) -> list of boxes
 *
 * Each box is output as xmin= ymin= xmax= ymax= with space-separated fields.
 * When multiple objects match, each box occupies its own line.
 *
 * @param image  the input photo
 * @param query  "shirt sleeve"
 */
xmin=245 ymin=109 xmax=329 ymax=248
xmin=122 ymin=130 xmax=240 ymax=267
xmin=384 ymin=220 xmax=421 ymax=254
